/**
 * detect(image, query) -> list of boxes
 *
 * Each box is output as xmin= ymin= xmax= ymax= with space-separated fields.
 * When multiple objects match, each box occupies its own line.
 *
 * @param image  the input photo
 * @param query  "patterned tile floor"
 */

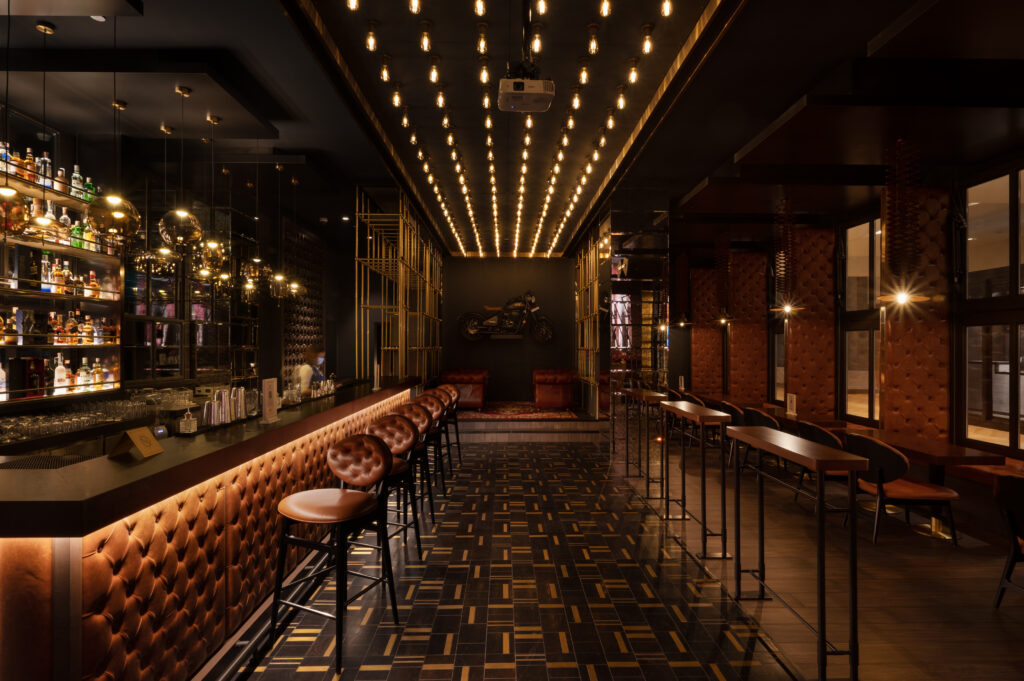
xmin=230 ymin=442 xmax=798 ymax=681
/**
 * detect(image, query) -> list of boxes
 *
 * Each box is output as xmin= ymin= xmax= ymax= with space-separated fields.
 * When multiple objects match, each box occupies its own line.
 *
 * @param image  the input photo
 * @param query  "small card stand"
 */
xmin=786 ymin=392 xmax=797 ymax=418
xmin=108 ymin=427 xmax=164 ymax=460
xmin=260 ymin=377 xmax=280 ymax=424
xmin=678 ymin=375 xmax=686 ymax=391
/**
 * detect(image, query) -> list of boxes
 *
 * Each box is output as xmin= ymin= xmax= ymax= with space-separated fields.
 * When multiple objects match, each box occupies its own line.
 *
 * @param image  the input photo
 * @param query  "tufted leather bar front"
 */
xmin=788 ymin=228 xmax=836 ymax=419
xmin=691 ymin=268 xmax=723 ymax=394
xmin=881 ymin=189 xmax=950 ymax=439
xmin=0 ymin=382 xmax=414 ymax=681
xmin=728 ymin=252 xmax=768 ymax=403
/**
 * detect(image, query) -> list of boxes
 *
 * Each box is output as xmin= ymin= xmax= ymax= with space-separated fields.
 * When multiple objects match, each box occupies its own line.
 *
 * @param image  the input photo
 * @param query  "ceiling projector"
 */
xmin=498 ymin=77 xmax=555 ymax=112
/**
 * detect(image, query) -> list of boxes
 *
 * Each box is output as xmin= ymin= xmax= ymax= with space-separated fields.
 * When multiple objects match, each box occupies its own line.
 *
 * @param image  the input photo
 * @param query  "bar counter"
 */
xmin=0 ymin=377 xmax=418 ymax=681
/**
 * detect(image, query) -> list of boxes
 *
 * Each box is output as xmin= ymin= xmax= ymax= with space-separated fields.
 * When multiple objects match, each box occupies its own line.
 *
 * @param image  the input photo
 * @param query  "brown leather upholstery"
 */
xmin=440 ymin=369 xmax=488 ymax=409
xmin=414 ymin=393 xmax=445 ymax=421
xmin=437 ymin=383 xmax=460 ymax=407
xmin=75 ymin=388 xmax=412 ymax=681
xmin=788 ymin=228 xmax=835 ymax=419
xmin=278 ymin=488 xmax=377 ymax=524
xmin=690 ymin=268 xmax=722 ymax=394
xmin=327 ymin=435 xmax=393 ymax=488
xmin=366 ymin=415 xmax=417 ymax=457
xmin=390 ymin=403 xmax=431 ymax=437
xmin=728 ymin=252 xmax=768 ymax=403
xmin=390 ymin=457 xmax=410 ymax=476
xmin=857 ymin=478 xmax=960 ymax=501
xmin=0 ymin=539 xmax=53 ymax=681
xmin=422 ymin=387 xmax=453 ymax=411
xmin=533 ymin=369 xmax=577 ymax=409
xmin=881 ymin=189 xmax=950 ymax=439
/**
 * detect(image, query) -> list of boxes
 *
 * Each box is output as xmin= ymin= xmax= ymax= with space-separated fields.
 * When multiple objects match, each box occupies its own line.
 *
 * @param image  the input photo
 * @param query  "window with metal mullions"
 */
xmin=840 ymin=219 xmax=882 ymax=424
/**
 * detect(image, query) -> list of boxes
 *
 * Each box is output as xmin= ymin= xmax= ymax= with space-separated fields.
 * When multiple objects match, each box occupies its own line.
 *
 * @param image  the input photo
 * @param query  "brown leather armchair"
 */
xmin=439 ymin=369 xmax=488 ymax=409
xmin=533 ymin=369 xmax=577 ymax=409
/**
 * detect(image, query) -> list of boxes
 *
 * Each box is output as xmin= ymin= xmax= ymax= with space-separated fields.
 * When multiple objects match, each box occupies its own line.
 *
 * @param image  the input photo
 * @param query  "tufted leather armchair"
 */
xmin=439 ymin=369 xmax=488 ymax=409
xmin=533 ymin=369 xmax=577 ymax=409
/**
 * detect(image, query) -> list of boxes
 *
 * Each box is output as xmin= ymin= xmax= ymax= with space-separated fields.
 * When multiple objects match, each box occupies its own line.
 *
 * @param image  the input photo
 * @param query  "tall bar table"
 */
xmin=624 ymin=389 xmax=668 ymax=496
xmin=727 ymin=425 xmax=868 ymax=681
xmin=660 ymin=400 xmax=731 ymax=559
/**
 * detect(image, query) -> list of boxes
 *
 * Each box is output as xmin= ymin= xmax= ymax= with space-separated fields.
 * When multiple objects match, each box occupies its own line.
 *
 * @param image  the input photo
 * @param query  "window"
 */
xmin=772 ymin=323 xmax=785 ymax=402
xmin=967 ymin=176 xmax=1010 ymax=298
xmin=842 ymin=219 xmax=882 ymax=423
xmin=966 ymin=325 xmax=1010 ymax=446
xmin=845 ymin=222 xmax=881 ymax=311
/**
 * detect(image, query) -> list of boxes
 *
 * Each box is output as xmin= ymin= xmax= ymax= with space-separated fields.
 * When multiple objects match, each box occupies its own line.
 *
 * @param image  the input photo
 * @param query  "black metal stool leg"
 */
xmin=407 ymin=469 xmax=423 ymax=556
xmin=419 ymin=451 xmax=436 ymax=523
xmin=443 ymin=422 xmax=455 ymax=474
xmin=269 ymin=518 xmax=291 ymax=641
xmin=335 ymin=529 xmax=347 ymax=673
xmin=452 ymin=413 xmax=463 ymax=464
xmin=379 ymin=513 xmax=400 ymax=624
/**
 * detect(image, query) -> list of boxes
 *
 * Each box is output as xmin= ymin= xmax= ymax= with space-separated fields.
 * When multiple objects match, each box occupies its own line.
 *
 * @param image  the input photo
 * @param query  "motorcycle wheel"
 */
xmin=459 ymin=312 xmax=485 ymax=341
xmin=531 ymin=316 xmax=554 ymax=343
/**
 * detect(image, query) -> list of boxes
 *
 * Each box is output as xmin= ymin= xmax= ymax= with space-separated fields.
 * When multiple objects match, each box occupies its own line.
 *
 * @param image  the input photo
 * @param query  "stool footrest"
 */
xmin=280 ymin=599 xmax=336 ymax=621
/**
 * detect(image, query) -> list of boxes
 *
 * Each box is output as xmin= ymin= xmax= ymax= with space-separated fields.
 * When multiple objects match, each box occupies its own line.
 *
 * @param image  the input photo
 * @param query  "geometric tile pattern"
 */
xmin=234 ymin=443 xmax=794 ymax=681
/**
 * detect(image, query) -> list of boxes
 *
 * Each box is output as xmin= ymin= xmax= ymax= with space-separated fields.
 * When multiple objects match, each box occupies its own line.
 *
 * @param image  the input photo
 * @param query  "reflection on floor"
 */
xmin=236 ymin=443 xmax=795 ymax=681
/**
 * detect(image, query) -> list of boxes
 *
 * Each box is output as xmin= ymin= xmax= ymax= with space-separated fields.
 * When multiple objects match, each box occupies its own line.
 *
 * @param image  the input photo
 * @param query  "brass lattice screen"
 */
xmin=355 ymin=190 xmax=442 ymax=382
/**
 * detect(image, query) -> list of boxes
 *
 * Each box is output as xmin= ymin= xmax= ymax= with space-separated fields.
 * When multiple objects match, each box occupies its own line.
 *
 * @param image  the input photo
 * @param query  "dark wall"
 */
xmin=443 ymin=258 xmax=574 ymax=402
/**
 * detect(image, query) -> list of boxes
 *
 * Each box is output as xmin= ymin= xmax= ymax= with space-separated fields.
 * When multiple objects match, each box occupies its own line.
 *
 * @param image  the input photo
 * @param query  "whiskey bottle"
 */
xmin=64 ymin=309 xmax=78 ymax=345
xmin=91 ymin=358 xmax=104 ymax=388
xmin=80 ymin=315 xmax=94 ymax=345
xmin=76 ymin=357 xmax=90 ymax=390
xmin=10 ymin=150 xmax=23 ymax=179
xmin=62 ymin=261 xmax=73 ymax=295
xmin=70 ymin=164 xmax=84 ymax=199
xmin=52 ymin=262 xmax=64 ymax=295
xmin=84 ymin=271 xmax=99 ymax=299
xmin=47 ymin=311 xmax=56 ymax=345
xmin=24 ymin=148 xmax=35 ymax=183
xmin=40 ymin=253 xmax=51 ymax=292
xmin=43 ymin=358 xmax=54 ymax=396
xmin=38 ymin=151 xmax=52 ymax=188
xmin=57 ymin=208 xmax=72 ymax=245
xmin=4 ymin=308 xmax=18 ymax=345
xmin=54 ymin=167 xmax=68 ymax=194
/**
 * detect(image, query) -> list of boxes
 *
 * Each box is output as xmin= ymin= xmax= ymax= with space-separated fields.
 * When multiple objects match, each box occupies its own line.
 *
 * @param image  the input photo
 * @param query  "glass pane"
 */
xmin=967 ymin=176 xmax=1010 ymax=298
xmin=872 ymin=222 xmax=881 ymax=302
xmin=966 ymin=325 xmax=1010 ymax=445
xmin=846 ymin=330 xmax=870 ymax=417
xmin=873 ymin=331 xmax=881 ymax=420
xmin=774 ymin=328 xmax=785 ymax=401
xmin=846 ymin=223 xmax=870 ymax=310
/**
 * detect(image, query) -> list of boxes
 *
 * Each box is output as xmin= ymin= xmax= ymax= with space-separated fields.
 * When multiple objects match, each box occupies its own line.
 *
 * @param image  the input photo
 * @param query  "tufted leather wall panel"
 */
xmin=881 ymin=189 xmax=950 ymax=439
xmin=80 ymin=390 xmax=410 ymax=681
xmin=0 ymin=538 xmax=52 ymax=681
xmin=690 ymin=268 xmax=723 ymax=394
xmin=728 ymin=253 xmax=768 ymax=402
xmin=787 ymin=229 xmax=836 ymax=419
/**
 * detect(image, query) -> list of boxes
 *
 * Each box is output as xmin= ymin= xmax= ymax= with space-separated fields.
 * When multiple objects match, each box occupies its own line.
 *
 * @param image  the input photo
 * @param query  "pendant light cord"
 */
xmin=113 ymin=17 xmax=120 ymax=194
xmin=179 ymin=89 xmax=185 ymax=208
xmin=3 ymin=0 xmax=9 ymax=192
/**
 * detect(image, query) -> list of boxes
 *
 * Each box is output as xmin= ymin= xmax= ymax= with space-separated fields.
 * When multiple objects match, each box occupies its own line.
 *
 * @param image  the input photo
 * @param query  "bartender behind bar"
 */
xmin=293 ymin=345 xmax=325 ymax=397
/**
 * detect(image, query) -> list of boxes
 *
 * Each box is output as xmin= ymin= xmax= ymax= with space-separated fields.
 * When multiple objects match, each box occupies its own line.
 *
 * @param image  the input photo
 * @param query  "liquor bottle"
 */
xmin=83 ymin=177 xmax=95 ymax=202
xmin=43 ymin=358 xmax=53 ymax=396
xmin=54 ymin=167 xmax=68 ymax=194
xmin=39 ymin=151 xmax=52 ymax=188
xmin=101 ymin=272 xmax=115 ymax=301
xmin=73 ymin=274 xmax=84 ymax=297
xmin=40 ymin=253 xmax=51 ymax=292
xmin=24 ymin=148 xmax=35 ymax=183
xmin=46 ymin=311 xmax=56 ymax=344
xmin=103 ymin=316 xmax=117 ymax=343
xmin=80 ymin=315 xmax=94 ymax=344
xmin=70 ymin=164 xmax=84 ymax=199
xmin=53 ymin=352 xmax=67 ymax=394
xmin=85 ymin=271 xmax=99 ymax=299
xmin=4 ymin=308 xmax=17 ymax=344
xmin=76 ymin=357 xmax=90 ymax=390
xmin=52 ymin=262 xmax=64 ymax=295
xmin=0 ymin=141 xmax=8 ymax=173
xmin=64 ymin=309 xmax=78 ymax=345
xmin=22 ymin=246 xmax=40 ymax=291
xmin=10 ymin=150 xmax=24 ymax=179
xmin=62 ymin=359 xmax=73 ymax=393
xmin=62 ymin=262 xmax=73 ymax=295
xmin=82 ymin=220 xmax=96 ymax=252
xmin=91 ymin=358 xmax=104 ymax=388
xmin=92 ymin=315 xmax=102 ymax=344
xmin=53 ymin=313 xmax=64 ymax=345
xmin=70 ymin=222 xmax=83 ymax=249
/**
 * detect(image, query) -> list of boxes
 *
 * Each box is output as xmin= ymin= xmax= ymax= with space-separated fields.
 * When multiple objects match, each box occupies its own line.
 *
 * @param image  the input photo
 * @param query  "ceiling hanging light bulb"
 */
xmin=428 ymin=56 xmax=440 ymax=83
xmin=409 ymin=0 xmax=421 ymax=13
xmin=450 ymin=148 xmax=457 ymax=160
xmin=436 ymin=87 xmax=445 ymax=108
xmin=441 ymin=112 xmax=450 ymax=128
xmin=477 ymin=22 xmax=488 ymax=54
xmin=641 ymin=24 xmax=653 ymax=54
xmin=365 ymin=21 xmax=378 ymax=51
xmin=599 ymin=0 xmax=611 ymax=17
xmin=566 ymin=113 xmax=575 ymax=129
xmin=606 ymin=109 xmax=615 ymax=129
xmin=557 ymin=149 xmax=564 ymax=161
xmin=392 ymin=85 xmax=402 ymax=107
xmin=531 ymin=22 xmax=542 ymax=53
xmin=380 ymin=55 xmax=391 ymax=82
xmin=446 ymin=132 xmax=454 ymax=146
xmin=475 ymin=0 xmax=485 ymax=16
xmin=524 ymin=133 xmax=531 ymax=146
xmin=525 ymin=114 xmax=534 ymax=129
xmin=485 ymin=114 xmax=493 ymax=129
xmin=616 ymin=85 xmax=626 ymax=109
xmin=537 ymin=0 xmax=548 ymax=14
xmin=571 ymin=88 xmax=581 ymax=109
xmin=400 ymin=106 xmax=409 ymax=126
xmin=347 ymin=0 xmax=358 ymax=9
xmin=627 ymin=57 xmax=639 ymax=84
xmin=419 ymin=20 xmax=432 ymax=52
xmin=482 ymin=89 xmax=491 ymax=108
xmin=592 ymin=148 xmax=600 ymax=161
xmin=409 ymin=127 xmax=417 ymax=144
xmin=478 ymin=55 xmax=490 ymax=83
xmin=661 ymin=0 xmax=672 ymax=16
xmin=587 ymin=24 xmax=599 ymax=55
xmin=578 ymin=58 xmax=590 ymax=86
xmin=561 ymin=129 xmax=570 ymax=147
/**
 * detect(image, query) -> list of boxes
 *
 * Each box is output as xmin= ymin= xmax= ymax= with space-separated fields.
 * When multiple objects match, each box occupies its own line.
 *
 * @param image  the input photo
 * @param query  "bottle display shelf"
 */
xmin=0 ymin=169 xmax=90 ymax=210
xmin=4 ymin=233 xmax=120 ymax=264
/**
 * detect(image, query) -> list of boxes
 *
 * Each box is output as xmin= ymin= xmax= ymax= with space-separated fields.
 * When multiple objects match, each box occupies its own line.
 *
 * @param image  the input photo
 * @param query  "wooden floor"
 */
xmin=610 ymin=409 xmax=1024 ymax=681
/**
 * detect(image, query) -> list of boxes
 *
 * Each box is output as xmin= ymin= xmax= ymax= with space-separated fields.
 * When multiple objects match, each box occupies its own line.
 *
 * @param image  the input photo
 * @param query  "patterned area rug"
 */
xmin=459 ymin=401 xmax=579 ymax=421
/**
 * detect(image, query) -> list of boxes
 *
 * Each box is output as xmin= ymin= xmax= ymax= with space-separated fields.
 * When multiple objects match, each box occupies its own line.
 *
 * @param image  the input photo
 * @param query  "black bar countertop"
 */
xmin=0 ymin=377 xmax=418 ymax=537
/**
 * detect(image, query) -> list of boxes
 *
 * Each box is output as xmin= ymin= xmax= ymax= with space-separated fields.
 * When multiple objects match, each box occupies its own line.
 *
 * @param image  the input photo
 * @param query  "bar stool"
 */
xmin=437 ymin=383 xmax=463 ymax=465
xmin=414 ymin=393 xmax=450 ymax=494
xmin=367 ymin=414 xmax=423 ymax=556
xmin=422 ymin=387 xmax=457 ymax=473
xmin=390 ymin=402 xmax=437 ymax=524
xmin=270 ymin=434 xmax=399 ymax=673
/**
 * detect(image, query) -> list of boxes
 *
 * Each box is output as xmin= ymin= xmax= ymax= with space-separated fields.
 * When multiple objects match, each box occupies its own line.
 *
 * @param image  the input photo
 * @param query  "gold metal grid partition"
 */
xmin=355 ymin=189 xmax=442 ymax=382
xmin=576 ymin=232 xmax=601 ymax=392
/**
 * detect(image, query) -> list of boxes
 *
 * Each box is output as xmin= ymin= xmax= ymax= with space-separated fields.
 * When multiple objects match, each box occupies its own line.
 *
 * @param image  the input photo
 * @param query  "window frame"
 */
xmin=839 ymin=218 xmax=882 ymax=425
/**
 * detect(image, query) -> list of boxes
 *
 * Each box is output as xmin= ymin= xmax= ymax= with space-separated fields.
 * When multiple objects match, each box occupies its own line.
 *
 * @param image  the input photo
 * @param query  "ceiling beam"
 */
xmin=714 ymin=163 xmax=887 ymax=186
xmin=10 ymin=0 xmax=142 ymax=15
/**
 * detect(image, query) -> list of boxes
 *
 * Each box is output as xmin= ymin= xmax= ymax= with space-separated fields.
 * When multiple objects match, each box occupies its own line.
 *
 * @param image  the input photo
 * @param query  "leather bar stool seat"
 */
xmin=414 ymin=393 xmax=450 ymax=494
xmin=389 ymin=403 xmax=437 ymax=523
xmin=367 ymin=414 xmax=423 ymax=555
xmin=270 ymin=434 xmax=399 ymax=673
xmin=437 ymin=383 xmax=463 ymax=465
xmin=421 ymin=388 xmax=457 ymax=474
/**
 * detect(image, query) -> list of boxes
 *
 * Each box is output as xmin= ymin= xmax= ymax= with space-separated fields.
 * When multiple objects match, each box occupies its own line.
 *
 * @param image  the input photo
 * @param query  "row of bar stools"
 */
xmin=270 ymin=434 xmax=399 ymax=673
xmin=366 ymin=414 xmax=423 ymax=556
xmin=434 ymin=384 xmax=463 ymax=466
xmin=422 ymin=387 xmax=459 ymax=471
xmin=389 ymin=403 xmax=437 ymax=524
xmin=414 ymin=393 xmax=450 ymax=494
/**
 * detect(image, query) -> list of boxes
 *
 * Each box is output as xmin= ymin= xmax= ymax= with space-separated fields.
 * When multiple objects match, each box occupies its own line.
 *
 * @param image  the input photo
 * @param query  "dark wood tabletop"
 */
xmin=836 ymin=428 xmax=1005 ymax=467
xmin=660 ymin=400 xmax=731 ymax=425
xmin=626 ymin=388 xmax=669 ymax=404
xmin=727 ymin=426 xmax=869 ymax=473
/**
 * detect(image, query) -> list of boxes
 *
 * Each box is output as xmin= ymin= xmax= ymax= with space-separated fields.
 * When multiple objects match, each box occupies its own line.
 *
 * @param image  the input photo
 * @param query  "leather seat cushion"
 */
xmin=533 ymin=369 xmax=577 ymax=384
xmin=440 ymin=369 xmax=489 ymax=383
xmin=278 ymin=488 xmax=377 ymax=524
xmin=388 ymin=457 xmax=410 ymax=477
xmin=857 ymin=478 xmax=959 ymax=501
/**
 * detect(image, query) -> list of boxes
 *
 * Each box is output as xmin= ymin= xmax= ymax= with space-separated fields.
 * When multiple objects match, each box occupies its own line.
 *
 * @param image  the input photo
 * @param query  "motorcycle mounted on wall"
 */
xmin=458 ymin=290 xmax=554 ymax=343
